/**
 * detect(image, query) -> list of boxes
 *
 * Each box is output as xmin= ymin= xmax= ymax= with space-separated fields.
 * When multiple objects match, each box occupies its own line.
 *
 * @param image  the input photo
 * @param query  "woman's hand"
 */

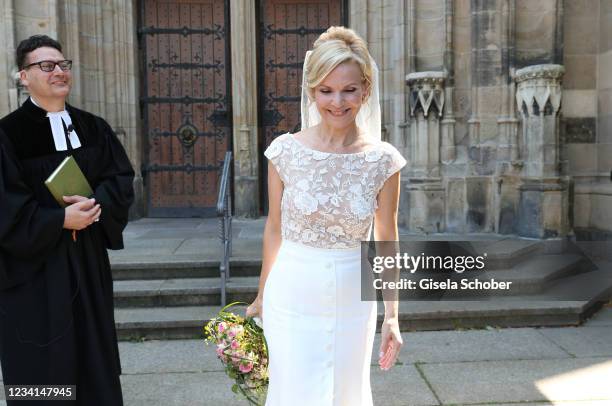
xmin=378 ymin=317 xmax=403 ymax=371
xmin=245 ymin=295 xmax=263 ymax=320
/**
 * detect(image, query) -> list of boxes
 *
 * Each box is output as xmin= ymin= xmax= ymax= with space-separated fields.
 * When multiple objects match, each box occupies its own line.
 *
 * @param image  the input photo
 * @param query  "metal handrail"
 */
xmin=216 ymin=151 xmax=233 ymax=307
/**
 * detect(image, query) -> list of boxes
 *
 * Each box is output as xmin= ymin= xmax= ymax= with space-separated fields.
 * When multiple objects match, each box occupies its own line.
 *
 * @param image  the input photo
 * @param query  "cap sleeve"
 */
xmin=263 ymin=133 xmax=289 ymax=182
xmin=383 ymin=142 xmax=407 ymax=180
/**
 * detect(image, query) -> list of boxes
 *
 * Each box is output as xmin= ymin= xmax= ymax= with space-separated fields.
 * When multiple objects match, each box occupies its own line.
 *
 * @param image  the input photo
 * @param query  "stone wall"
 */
xmin=515 ymin=0 xmax=561 ymax=67
xmin=0 ymin=0 xmax=609 ymax=233
xmin=350 ymin=0 xmax=610 ymax=238
xmin=0 ymin=1 xmax=17 ymax=115
xmin=593 ymin=0 xmax=612 ymax=234
xmin=563 ymin=0 xmax=600 ymax=235
xmin=562 ymin=0 xmax=597 ymax=153
xmin=600 ymin=1 xmax=612 ymax=177
xmin=570 ymin=0 xmax=612 ymax=236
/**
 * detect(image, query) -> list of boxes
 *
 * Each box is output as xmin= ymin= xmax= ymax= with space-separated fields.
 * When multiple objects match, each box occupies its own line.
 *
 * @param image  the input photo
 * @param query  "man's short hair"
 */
xmin=16 ymin=35 xmax=63 ymax=70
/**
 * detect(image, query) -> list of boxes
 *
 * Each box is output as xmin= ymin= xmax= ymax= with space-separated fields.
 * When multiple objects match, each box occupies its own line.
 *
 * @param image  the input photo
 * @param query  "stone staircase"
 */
xmin=112 ymin=233 xmax=612 ymax=341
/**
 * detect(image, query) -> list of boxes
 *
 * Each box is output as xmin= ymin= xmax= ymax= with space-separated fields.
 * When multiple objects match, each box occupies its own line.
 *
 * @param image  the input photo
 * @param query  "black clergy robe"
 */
xmin=0 ymin=98 xmax=134 ymax=405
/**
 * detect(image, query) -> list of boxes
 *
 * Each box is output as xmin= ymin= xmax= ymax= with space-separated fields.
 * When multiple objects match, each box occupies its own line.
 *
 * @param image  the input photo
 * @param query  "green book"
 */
xmin=45 ymin=156 xmax=93 ymax=208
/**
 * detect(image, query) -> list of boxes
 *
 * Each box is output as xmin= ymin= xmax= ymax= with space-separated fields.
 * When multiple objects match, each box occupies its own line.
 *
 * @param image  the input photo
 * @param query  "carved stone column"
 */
xmin=406 ymin=71 xmax=446 ymax=177
xmin=230 ymin=0 xmax=260 ymax=217
xmin=515 ymin=64 xmax=570 ymax=238
xmin=0 ymin=1 xmax=17 ymax=117
xmin=497 ymin=0 xmax=519 ymax=169
xmin=441 ymin=87 xmax=456 ymax=164
xmin=77 ymin=0 xmax=142 ymax=217
xmin=441 ymin=0 xmax=456 ymax=165
xmin=404 ymin=71 xmax=447 ymax=232
xmin=515 ymin=64 xmax=564 ymax=177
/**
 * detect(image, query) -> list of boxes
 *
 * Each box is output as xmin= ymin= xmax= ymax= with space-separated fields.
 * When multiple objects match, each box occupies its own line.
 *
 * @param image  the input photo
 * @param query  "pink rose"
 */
xmin=231 ymin=340 xmax=240 ymax=350
xmin=239 ymin=362 xmax=253 ymax=373
xmin=231 ymin=350 xmax=245 ymax=364
xmin=217 ymin=322 xmax=227 ymax=333
xmin=216 ymin=344 xmax=227 ymax=360
xmin=228 ymin=325 xmax=244 ymax=339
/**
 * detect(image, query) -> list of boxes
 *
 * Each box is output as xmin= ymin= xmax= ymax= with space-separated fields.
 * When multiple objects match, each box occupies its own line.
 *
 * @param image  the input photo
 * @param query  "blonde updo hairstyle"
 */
xmin=304 ymin=26 xmax=373 ymax=103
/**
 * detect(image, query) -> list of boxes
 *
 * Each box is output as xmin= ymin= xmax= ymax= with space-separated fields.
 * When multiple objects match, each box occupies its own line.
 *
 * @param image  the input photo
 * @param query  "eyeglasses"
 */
xmin=23 ymin=60 xmax=73 ymax=72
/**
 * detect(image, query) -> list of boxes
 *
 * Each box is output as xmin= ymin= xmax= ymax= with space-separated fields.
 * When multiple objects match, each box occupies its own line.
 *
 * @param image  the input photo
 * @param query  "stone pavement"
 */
xmin=103 ymin=217 xmax=518 ymax=265
xmin=108 ymin=305 xmax=612 ymax=406
xmin=107 ymin=217 xmax=267 ymax=265
xmin=1 ymin=307 xmax=611 ymax=405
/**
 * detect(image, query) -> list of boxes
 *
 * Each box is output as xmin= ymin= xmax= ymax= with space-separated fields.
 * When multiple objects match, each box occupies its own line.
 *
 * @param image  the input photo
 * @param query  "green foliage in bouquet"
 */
xmin=204 ymin=302 xmax=268 ymax=405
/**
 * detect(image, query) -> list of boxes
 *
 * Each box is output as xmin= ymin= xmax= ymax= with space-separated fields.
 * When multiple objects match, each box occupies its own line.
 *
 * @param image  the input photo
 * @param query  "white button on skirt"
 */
xmin=263 ymin=240 xmax=377 ymax=406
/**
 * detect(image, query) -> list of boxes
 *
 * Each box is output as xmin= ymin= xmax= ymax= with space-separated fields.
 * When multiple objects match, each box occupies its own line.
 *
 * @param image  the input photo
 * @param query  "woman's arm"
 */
xmin=374 ymin=171 xmax=402 ymax=316
xmin=373 ymin=171 xmax=403 ymax=370
xmin=245 ymin=161 xmax=284 ymax=319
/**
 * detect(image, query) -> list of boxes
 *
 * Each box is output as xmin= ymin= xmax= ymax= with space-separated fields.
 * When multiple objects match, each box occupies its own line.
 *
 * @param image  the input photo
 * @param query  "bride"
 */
xmin=246 ymin=26 xmax=406 ymax=405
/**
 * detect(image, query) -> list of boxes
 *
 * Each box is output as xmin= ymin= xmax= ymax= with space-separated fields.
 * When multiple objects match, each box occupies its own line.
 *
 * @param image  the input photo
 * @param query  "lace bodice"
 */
xmin=264 ymin=133 xmax=407 ymax=249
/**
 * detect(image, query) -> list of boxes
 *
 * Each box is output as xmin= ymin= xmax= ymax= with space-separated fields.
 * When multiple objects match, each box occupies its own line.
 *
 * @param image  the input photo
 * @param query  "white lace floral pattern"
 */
xmin=264 ymin=133 xmax=407 ymax=249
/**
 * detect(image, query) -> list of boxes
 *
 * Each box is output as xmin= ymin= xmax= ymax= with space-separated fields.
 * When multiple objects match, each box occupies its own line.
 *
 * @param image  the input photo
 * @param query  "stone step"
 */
xmin=542 ymin=268 xmax=612 ymax=302
xmin=111 ymin=258 xmax=261 ymax=280
xmin=425 ymin=266 xmax=612 ymax=303
xmin=458 ymin=239 xmax=544 ymax=269
xmin=114 ymin=296 xmax=610 ymax=341
xmin=110 ymin=239 xmax=542 ymax=281
xmin=114 ymin=277 xmax=259 ymax=307
xmin=396 ymin=237 xmax=544 ymax=268
xmin=491 ymin=254 xmax=588 ymax=285
xmin=113 ymin=254 xmax=592 ymax=307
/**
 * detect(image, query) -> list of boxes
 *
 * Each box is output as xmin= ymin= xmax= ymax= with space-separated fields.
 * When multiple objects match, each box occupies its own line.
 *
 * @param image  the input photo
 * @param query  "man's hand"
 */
xmin=63 ymin=196 xmax=101 ymax=230
xmin=63 ymin=195 xmax=89 ymax=204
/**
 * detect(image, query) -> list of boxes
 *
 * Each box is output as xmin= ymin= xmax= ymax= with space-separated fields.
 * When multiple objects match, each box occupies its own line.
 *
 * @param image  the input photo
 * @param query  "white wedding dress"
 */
xmin=262 ymin=133 xmax=406 ymax=406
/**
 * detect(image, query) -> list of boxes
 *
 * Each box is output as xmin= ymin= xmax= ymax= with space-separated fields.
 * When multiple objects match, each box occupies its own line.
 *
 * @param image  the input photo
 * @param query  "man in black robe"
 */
xmin=0 ymin=35 xmax=133 ymax=405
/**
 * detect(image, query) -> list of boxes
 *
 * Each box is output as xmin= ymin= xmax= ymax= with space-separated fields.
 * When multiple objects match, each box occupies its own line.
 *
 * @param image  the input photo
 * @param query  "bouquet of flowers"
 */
xmin=204 ymin=302 xmax=268 ymax=405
